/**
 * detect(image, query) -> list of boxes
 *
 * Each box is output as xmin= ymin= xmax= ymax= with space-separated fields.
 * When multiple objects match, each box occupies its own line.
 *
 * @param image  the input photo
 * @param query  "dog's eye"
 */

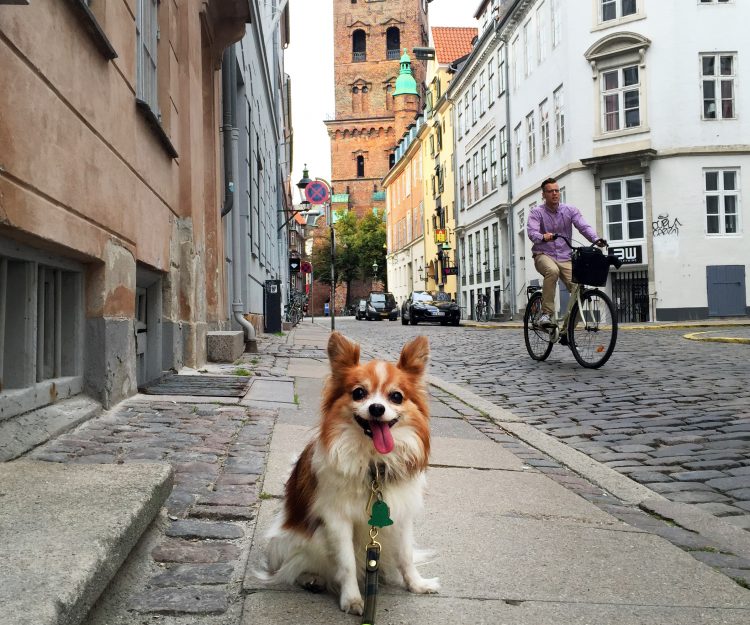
xmin=389 ymin=391 xmax=403 ymax=404
xmin=352 ymin=388 xmax=367 ymax=401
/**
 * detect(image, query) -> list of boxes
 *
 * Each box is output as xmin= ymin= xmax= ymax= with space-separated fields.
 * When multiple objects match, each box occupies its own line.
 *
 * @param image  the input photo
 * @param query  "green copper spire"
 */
xmin=393 ymin=48 xmax=418 ymax=97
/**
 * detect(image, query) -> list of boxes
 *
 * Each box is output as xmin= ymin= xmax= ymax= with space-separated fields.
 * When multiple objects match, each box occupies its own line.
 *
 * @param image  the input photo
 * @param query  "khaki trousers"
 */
xmin=533 ymin=254 xmax=573 ymax=316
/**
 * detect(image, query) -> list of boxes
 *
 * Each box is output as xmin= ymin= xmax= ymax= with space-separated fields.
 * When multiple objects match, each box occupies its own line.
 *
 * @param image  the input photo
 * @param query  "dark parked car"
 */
xmin=355 ymin=298 xmax=367 ymax=320
xmin=365 ymin=291 xmax=399 ymax=320
xmin=401 ymin=291 xmax=460 ymax=326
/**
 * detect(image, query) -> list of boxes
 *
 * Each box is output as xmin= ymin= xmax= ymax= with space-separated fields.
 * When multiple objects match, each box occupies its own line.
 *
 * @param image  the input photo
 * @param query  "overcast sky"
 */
xmin=286 ymin=0 xmax=479 ymax=196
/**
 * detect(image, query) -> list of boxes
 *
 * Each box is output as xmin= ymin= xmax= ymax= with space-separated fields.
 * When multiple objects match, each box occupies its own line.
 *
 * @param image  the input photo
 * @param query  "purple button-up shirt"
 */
xmin=527 ymin=203 xmax=599 ymax=261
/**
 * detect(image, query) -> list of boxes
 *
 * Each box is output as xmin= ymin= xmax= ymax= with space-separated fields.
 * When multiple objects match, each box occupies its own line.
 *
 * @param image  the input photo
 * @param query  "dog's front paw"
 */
xmin=339 ymin=592 xmax=364 ymax=615
xmin=407 ymin=576 xmax=440 ymax=594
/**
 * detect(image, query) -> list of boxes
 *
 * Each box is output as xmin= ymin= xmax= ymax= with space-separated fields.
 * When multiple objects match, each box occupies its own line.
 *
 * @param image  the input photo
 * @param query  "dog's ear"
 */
xmin=397 ymin=335 xmax=430 ymax=377
xmin=328 ymin=331 xmax=360 ymax=374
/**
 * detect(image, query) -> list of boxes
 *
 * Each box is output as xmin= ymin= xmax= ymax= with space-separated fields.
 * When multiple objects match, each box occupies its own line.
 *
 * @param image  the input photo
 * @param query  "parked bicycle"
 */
xmin=284 ymin=291 xmax=306 ymax=326
xmin=475 ymin=296 xmax=494 ymax=322
xmin=523 ymin=235 xmax=623 ymax=368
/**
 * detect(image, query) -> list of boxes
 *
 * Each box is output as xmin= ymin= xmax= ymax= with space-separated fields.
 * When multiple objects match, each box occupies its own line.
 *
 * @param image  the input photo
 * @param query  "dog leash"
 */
xmin=362 ymin=471 xmax=393 ymax=625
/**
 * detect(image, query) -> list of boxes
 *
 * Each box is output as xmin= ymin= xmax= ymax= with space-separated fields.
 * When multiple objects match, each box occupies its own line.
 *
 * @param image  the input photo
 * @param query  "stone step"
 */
xmin=0 ymin=460 xmax=173 ymax=625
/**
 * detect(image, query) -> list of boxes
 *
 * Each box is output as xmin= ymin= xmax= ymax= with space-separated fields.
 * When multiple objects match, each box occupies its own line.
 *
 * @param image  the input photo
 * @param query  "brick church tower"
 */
xmin=325 ymin=0 xmax=428 ymax=217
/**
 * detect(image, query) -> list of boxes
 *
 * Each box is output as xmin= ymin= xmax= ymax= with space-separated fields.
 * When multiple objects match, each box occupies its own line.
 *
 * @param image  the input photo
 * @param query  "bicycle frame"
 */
xmin=543 ymin=282 xmax=585 ymax=343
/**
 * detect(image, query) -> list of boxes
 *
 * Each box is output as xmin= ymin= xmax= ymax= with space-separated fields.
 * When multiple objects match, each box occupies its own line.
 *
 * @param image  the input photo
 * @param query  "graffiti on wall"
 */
xmin=652 ymin=214 xmax=683 ymax=237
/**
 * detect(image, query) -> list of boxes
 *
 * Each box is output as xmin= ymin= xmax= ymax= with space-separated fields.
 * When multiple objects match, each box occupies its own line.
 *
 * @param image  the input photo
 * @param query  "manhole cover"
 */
xmin=140 ymin=375 xmax=252 ymax=397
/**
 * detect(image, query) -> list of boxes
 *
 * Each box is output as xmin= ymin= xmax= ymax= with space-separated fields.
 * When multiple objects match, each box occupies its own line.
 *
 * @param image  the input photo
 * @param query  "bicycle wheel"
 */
xmin=524 ymin=292 xmax=553 ymax=361
xmin=568 ymin=288 xmax=617 ymax=368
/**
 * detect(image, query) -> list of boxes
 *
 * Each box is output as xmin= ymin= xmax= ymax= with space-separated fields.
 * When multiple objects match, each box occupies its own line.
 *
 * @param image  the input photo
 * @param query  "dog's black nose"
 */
xmin=369 ymin=403 xmax=385 ymax=417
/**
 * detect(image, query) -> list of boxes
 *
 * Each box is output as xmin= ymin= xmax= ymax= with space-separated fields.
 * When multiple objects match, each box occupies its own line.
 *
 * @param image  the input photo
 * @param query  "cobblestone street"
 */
xmin=338 ymin=319 xmax=750 ymax=531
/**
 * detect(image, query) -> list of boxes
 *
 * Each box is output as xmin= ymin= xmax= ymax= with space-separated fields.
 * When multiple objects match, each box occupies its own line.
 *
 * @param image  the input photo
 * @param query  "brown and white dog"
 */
xmin=261 ymin=332 xmax=439 ymax=614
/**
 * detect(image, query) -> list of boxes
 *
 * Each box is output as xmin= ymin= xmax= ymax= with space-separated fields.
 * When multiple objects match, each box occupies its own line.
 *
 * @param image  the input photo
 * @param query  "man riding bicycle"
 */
xmin=527 ymin=178 xmax=606 ymax=329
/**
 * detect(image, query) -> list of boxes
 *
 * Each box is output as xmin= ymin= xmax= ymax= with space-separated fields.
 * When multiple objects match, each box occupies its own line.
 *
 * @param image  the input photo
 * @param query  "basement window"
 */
xmin=0 ymin=240 xmax=84 ymax=420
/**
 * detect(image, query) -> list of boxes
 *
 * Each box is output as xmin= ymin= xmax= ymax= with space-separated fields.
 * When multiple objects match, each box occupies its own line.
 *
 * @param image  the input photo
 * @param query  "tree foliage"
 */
xmin=310 ymin=209 xmax=387 ymax=290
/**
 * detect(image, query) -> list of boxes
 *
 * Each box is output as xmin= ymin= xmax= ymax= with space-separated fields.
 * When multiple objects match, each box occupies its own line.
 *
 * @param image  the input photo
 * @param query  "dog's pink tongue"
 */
xmin=370 ymin=421 xmax=394 ymax=454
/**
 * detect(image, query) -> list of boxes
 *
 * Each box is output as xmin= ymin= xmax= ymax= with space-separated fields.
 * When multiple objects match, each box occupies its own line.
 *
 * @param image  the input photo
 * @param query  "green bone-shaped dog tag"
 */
xmin=368 ymin=499 xmax=393 ymax=527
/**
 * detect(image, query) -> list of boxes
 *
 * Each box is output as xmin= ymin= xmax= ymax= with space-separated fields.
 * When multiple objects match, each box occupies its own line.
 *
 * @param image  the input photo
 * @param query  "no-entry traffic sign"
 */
xmin=305 ymin=181 xmax=330 ymax=205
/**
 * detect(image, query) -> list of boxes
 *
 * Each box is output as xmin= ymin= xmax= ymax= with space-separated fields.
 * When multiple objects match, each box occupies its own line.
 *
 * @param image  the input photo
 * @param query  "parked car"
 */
xmin=355 ymin=298 xmax=367 ymax=320
xmin=401 ymin=291 xmax=460 ymax=326
xmin=365 ymin=291 xmax=399 ymax=321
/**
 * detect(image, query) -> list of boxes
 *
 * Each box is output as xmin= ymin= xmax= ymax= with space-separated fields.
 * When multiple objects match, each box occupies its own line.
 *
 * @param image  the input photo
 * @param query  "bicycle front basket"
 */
xmin=571 ymin=247 xmax=609 ymax=286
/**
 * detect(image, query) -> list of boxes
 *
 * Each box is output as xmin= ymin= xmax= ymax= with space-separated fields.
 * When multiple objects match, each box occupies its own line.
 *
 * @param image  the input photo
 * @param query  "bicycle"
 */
xmin=475 ymin=299 xmax=494 ymax=322
xmin=284 ymin=291 xmax=306 ymax=326
xmin=523 ymin=235 xmax=623 ymax=368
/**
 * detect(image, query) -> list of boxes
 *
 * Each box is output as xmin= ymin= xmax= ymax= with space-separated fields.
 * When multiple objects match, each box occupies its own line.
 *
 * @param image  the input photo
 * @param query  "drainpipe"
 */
xmin=501 ymin=37 xmax=517 ymax=319
xmin=221 ymin=47 xmax=257 ymax=352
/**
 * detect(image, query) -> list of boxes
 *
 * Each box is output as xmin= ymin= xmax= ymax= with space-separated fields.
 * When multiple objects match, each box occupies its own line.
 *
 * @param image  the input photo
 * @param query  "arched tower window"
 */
xmin=384 ymin=83 xmax=393 ymax=111
xmin=386 ymin=27 xmax=400 ymax=60
xmin=356 ymin=155 xmax=365 ymax=178
xmin=353 ymin=30 xmax=366 ymax=62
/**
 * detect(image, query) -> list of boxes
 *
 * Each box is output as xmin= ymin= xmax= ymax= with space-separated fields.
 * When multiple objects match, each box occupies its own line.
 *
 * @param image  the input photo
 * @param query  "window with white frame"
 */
xmin=701 ymin=53 xmax=736 ymax=119
xmin=526 ymin=111 xmax=536 ymax=166
xmin=481 ymin=145 xmax=488 ymax=195
xmin=473 ymin=152 xmax=480 ymax=199
xmin=514 ymin=123 xmax=523 ymax=174
xmin=600 ymin=0 xmax=637 ymax=22
xmin=553 ymin=85 xmax=565 ymax=145
xmin=475 ymin=232 xmax=482 ymax=278
xmin=523 ymin=20 xmax=534 ymax=76
xmin=499 ymin=126 xmax=508 ymax=184
xmin=601 ymin=65 xmax=640 ymax=132
xmin=511 ymin=36 xmax=520 ymax=90
xmin=536 ymin=2 xmax=547 ymax=64
xmin=539 ymin=99 xmax=550 ymax=157
xmin=490 ymin=136 xmax=498 ymax=190
xmin=483 ymin=228 xmax=490 ymax=276
xmin=460 ymin=238 xmax=467 ymax=284
xmin=457 ymin=104 xmax=463 ymax=137
xmin=551 ymin=0 xmax=561 ymax=48
xmin=466 ymin=159 xmax=472 ymax=204
xmin=464 ymin=96 xmax=470 ymax=135
xmin=498 ymin=47 xmax=506 ymax=96
xmin=705 ymin=169 xmax=740 ymax=234
xmin=603 ymin=176 xmax=645 ymax=242
xmin=479 ymin=71 xmax=487 ymax=115
xmin=492 ymin=223 xmax=500 ymax=271
xmin=459 ymin=165 xmax=465 ymax=209
xmin=471 ymin=82 xmax=478 ymax=124
xmin=136 ymin=0 xmax=160 ymax=115
xmin=468 ymin=234 xmax=474 ymax=276
xmin=488 ymin=60 xmax=496 ymax=106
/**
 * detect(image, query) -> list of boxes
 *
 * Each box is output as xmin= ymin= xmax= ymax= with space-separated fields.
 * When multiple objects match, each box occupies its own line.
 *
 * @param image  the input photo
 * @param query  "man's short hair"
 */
xmin=541 ymin=177 xmax=557 ymax=191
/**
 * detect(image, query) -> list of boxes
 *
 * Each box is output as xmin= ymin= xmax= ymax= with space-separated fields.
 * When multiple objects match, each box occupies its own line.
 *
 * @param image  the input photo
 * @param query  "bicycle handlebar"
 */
xmin=547 ymin=233 xmax=623 ymax=269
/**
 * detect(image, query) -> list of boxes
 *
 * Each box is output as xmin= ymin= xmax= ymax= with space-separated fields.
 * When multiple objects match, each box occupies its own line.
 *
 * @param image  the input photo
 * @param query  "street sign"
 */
xmin=289 ymin=257 xmax=301 ymax=273
xmin=434 ymin=228 xmax=446 ymax=243
xmin=442 ymin=266 xmax=458 ymax=276
xmin=305 ymin=181 xmax=330 ymax=205
xmin=300 ymin=261 xmax=312 ymax=273
xmin=610 ymin=245 xmax=643 ymax=265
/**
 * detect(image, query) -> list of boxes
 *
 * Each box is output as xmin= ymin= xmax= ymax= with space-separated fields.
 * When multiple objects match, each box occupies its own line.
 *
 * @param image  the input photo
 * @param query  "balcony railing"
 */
xmin=353 ymin=51 xmax=366 ymax=62
xmin=386 ymin=49 xmax=400 ymax=60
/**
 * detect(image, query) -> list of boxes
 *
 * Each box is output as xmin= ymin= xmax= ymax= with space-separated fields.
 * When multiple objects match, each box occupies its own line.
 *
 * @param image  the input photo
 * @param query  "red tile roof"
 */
xmin=431 ymin=27 xmax=478 ymax=65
